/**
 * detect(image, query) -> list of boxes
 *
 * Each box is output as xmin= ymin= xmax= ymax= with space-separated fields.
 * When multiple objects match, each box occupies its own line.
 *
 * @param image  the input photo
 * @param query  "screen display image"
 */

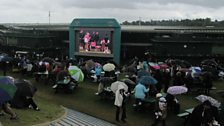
xmin=76 ymin=29 xmax=113 ymax=55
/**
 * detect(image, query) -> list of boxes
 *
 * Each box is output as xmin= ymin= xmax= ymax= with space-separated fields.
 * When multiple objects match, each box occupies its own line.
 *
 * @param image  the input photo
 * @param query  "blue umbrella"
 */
xmin=137 ymin=69 xmax=150 ymax=78
xmin=0 ymin=76 xmax=14 ymax=85
xmin=0 ymin=76 xmax=17 ymax=105
xmin=139 ymin=76 xmax=158 ymax=85
xmin=0 ymin=88 xmax=12 ymax=105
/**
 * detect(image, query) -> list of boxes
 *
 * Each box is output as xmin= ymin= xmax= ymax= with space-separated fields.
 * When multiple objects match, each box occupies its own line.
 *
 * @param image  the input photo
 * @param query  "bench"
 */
xmin=177 ymin=112 xmax=189 ymax=118
xmin=53 ymin=79 xmax=78 ymax=93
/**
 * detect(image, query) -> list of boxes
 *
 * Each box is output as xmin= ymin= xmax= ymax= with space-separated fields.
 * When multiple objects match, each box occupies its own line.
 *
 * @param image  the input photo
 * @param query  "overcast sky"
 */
xmin=1 ymin=0 xmax=224 ymax=23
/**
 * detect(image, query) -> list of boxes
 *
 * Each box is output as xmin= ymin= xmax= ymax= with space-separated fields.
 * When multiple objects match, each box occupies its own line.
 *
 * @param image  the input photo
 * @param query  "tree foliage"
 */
xmin=122 ymin=18 xmax=224 ymax=26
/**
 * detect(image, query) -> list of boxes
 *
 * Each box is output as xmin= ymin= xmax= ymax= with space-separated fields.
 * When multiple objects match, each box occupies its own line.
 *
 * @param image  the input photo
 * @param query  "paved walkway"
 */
xmin=49 ymin=108 xmax=116 ymax=126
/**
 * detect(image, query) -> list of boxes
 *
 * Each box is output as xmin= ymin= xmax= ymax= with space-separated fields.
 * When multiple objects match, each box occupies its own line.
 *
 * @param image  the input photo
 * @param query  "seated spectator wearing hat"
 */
xmin=151 ymin=97 xmax=167 ymax=126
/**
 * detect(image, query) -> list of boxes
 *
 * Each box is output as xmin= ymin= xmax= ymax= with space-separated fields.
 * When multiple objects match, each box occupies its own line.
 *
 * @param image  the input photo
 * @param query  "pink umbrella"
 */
xmin=159 ymin=63 xmax=169 ymax=69
xmin=149 ymin=62 xmax=160 ymax=69
xmin=167 ymin=86 xmax=188 ymax=95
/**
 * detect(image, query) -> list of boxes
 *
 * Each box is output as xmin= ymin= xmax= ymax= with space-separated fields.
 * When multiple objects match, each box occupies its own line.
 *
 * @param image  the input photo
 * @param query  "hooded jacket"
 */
xmin=114 ymin=84 xmax=125 ymax=107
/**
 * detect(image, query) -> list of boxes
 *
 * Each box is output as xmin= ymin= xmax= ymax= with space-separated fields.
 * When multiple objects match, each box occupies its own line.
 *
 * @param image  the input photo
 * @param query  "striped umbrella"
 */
xmin=0 ymin=76 xmax=17 ymax=105
xmin=68 ymin=66 xmax=84 ymax=82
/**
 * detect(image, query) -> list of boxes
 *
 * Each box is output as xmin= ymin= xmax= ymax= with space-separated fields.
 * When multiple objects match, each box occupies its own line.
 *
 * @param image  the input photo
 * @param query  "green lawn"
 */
xmin=0 ymin=72 xmax=223 ymax=126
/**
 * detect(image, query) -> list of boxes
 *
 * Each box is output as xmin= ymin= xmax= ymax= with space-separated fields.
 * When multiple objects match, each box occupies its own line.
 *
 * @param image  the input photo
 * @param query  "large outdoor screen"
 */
xmin=75 ymin=28 xmax=113 ymax=56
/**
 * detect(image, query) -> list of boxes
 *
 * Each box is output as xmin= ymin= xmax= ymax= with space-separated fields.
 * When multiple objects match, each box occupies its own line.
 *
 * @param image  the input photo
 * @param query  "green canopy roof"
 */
xmin=70 ymin=18 xmax=120 ymax=28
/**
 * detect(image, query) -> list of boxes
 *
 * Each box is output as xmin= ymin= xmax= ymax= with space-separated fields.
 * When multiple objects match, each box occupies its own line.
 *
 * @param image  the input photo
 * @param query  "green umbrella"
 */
xmin=0 ymin=76 xmax=17 ymax=105
xmin=68 ymin=66 xmax=84 ymax=82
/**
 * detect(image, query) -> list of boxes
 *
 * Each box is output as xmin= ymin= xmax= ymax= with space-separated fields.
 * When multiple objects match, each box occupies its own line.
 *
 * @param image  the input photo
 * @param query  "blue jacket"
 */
xmin=134 ymin=83 xmax=149 ymax=100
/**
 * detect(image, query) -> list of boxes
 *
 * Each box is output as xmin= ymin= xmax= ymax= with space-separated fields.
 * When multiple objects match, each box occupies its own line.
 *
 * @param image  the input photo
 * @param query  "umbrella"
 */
xmin=103 ymin=63 xmax=115 ymax=72
xmin=0 ymin=76 xmax=17 ymax=105
xmin=54 ymin=62 xmax=62 ymax=66
xmin=0 ymin=56 xmax=14 ymax=62
xmin=66 ymin=58 xmax=77 ymax=66
xmin=85 ymin=60 xmax=95 ymax=71
xmin=139 ymin=76 xmax=158 ymax=85
xmin=191 ymin=66 xmax=201 ymax=73
xmin=42 ymin=57 xmax=55 ymax=64
xmin=159 ymin=63 xmax=169 ymax=69
xmin=201 ymin=59 xmax=218 ymax=66
xmin=121 ymin=78 xmax=136 ymax=85
xmin=149 ymin=62 xmax=160 ymax=69
xmin=167 ymin=86 xmax=188 ymax=95
xmin=195 ymin=95 xmax=221 ymax=108
xmin=178 ymin=68 xmax=190 ymax=72
xmin=14 ymin=79 xmax=37 ymax=97
xmin=137 ymin=69 xmax=150 ymax=78
xmin=110 ymin=81 xmax=128 ymax=93
xmin=191 ymin=66 xmax=202 ymax=78
xmin=95 ymin=62 xmax=102 ymax=67
xmin=172 ymin=59 xmax=192 ymax=68
xmin=68 ymin=66 xmax=84 ymax=82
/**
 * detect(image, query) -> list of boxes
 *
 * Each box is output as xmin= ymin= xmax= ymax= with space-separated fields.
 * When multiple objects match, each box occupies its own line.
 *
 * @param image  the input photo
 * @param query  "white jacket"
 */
xmin=114 ymin=84 xmax=124 ymax=107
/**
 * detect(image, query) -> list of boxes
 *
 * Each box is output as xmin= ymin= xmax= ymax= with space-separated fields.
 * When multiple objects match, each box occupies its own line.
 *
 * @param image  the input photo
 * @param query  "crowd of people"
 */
xmin=0 ymin=52 xmax=223 ymax=126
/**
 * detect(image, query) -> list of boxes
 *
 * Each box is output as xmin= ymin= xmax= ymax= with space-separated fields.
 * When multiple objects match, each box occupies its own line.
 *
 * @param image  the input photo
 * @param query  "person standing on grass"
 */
xmin=114 ymin=84 xmax=129 ymax=123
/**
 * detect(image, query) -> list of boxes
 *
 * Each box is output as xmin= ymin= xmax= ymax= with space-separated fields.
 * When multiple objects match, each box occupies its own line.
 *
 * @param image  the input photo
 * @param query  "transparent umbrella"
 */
xmin=167 ymin=86 xmax=188 ymax=95
xmin=196 ymin=94 xmax=221 ymax=108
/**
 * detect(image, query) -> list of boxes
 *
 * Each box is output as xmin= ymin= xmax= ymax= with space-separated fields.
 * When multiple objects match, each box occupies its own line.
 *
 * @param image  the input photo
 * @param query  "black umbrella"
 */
xmin=66 ymin=59 xmax=77 ymax=66
xmin=14 ymin=79 xmax=37 ymax=97
xmin=42 ymin=57 xmax=55 ymax=64
xmin=0 ymin=56 xmax=14 ymax=62
xmin=201 ymin=59 xmax=218 ymax=66
xmin=171 ymin=59 xmax=191 ymax=68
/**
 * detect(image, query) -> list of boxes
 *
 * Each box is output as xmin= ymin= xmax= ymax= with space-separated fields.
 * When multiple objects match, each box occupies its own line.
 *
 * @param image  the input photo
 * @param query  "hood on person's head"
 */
xmin=203 ymin=100 xmax=211 ymax=109
xmin=156 ymin=93 xmax=163 ymax=98
xmin=159 ymin=97 xmax=166 ymax=102
xmin=117 ymin=83 xmax=125 ymax=91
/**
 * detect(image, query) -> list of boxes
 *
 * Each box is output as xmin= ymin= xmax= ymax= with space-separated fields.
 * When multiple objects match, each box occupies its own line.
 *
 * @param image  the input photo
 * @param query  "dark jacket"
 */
xmin=190 ymin=104 xmax=219 ymax=126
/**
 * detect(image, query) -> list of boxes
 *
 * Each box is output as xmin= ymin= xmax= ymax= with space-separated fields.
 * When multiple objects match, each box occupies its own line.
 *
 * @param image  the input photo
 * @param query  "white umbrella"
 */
xmin=103 ymin=63 xmax=115 ymax=72
xmin=195 ymin=95 xmax=221 ymax=108
xmin=110 ymin=81 xmax=128 ymax=93
xmin=167 ymin=86 xmax=188 ymax=95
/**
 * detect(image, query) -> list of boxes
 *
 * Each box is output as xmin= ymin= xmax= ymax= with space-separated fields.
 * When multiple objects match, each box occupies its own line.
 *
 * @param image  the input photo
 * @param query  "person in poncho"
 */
xmin=114 ymin=84 xmax=129 ymax=123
